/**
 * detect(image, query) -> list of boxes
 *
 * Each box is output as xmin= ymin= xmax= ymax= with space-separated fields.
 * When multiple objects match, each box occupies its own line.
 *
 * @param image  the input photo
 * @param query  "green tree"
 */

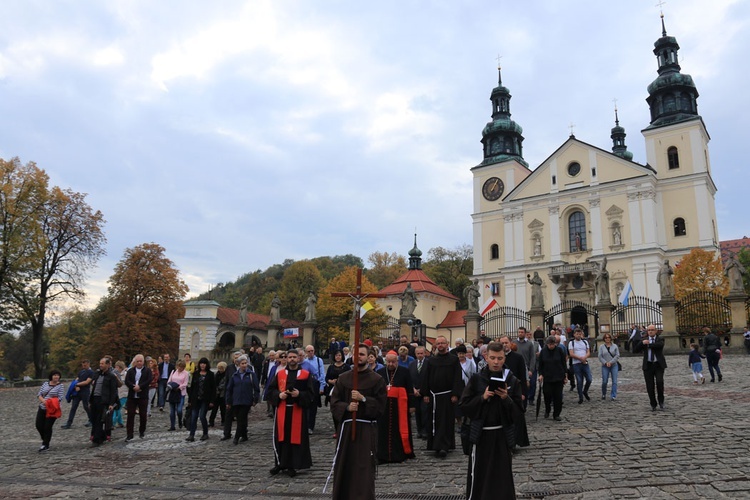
xmin=422 ymin=244 xmax=473 ymax=309
xmin=46 ymin=308 xmax=92 ymax=376
xmin=674 ymin=248 xmax=728 ymax=300
xmin=365 ymin=251 xmax=407 ymax=289
xmin=278 ymin=260 xmax=325 ymax=321
xmin=87 ymin=243 xmax=187 ymax=362
xmin=735 ymin=248 xmax=750 ymax=294
xmin=6 ymin=182 xmax=106 ymax=378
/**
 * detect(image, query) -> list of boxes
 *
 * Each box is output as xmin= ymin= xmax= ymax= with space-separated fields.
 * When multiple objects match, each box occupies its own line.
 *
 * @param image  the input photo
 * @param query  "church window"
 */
xmin=568 ymin=211 xmax=587 ymax=252
xmin=667 ymin=147 xmax=679 ymax=169
xmin=552 ymin=175 xmax=557 ymax=185
xmin=591 ymin=167 xmax=596 ymax=177
xmin=567 ymin=162 xmax=581 ymax=177
xmin=490 ymin=244 xmax=499 ymax=260
xmin=673 ymin=217 xmax=686 ymax=237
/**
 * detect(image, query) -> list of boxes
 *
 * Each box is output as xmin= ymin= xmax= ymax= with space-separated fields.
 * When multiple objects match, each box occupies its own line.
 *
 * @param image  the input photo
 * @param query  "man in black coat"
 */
xmin=125 ymin=354 xmax=153 ymax=441
xmin=633 ymin=324 xmax=667 ymax=411
xmin=89 ymin=357 xmax=119 ymax=446
xmin=408 ymin=346 xmax=428 ymax=439
xmin=157 ymin=354 xmax=175 ymax=411
xmin=498 ymin=335 xmax=529 ymax=447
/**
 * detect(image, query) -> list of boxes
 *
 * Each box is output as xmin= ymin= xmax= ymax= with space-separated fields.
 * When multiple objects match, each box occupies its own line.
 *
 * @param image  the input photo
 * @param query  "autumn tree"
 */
xmin=736 ymin=248 xmax=750 ymax=295
xmin=278 ymin=260 xmax=325 ymax=321
xmin=46 ymin=308 xmax=94 ymax=376
xmin=673 ymin=248 xmax=728 ymax=300
xmin=88 ymin=243 xmax=187 ymax=362
xmin=4 ymin=175 xmax=106 ymax=378
xmin=422 ymin=244 xmax=473 ymax=309
xmin=365 ymin=251 xmax=407 ymax=289
xmin=317 ymin=266 xmax=388 ymax=343
xmin=0 ymin=158 xmax=49 ymax=334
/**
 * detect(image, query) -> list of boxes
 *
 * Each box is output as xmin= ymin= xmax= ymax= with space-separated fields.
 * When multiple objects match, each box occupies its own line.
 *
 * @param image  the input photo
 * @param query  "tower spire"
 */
xmin=479 ymin=62 xmax=527 ymax=167
xmin=610 ymin=101 xmax=632 ymax=160
xmin=408 ymin=233 xmax=422 ymax=270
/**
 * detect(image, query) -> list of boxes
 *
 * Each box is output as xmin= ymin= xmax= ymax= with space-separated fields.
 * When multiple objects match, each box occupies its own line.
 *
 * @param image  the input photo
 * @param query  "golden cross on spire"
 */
xmin=655 ymin=0 xmax=667 ymax=16
xmin=568 ymin=122 xmax=576 ymax=137
xmin=496 ymin=54 xmax=503 ymax=70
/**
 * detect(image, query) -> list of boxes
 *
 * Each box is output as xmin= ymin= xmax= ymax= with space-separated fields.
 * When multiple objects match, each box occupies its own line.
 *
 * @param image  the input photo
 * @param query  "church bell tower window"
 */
xmin=667 ymin=147 xmax=680 ymax=169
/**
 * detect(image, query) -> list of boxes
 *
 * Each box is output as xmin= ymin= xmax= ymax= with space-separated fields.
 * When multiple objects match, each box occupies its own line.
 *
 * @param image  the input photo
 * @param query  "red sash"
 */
xmin=387 ymin=385 xmax=412 ymax=454
xmin=276 ymin=369 xmax=309 ymax=445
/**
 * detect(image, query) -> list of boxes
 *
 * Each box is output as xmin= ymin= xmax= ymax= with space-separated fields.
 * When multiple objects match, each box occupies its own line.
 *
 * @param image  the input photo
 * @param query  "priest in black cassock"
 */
xmin=376 ymin=351 xmax=415 ymax=463
xmin=327 ymin=345 xmax=387 ymax=500
xmin=460 ymin=342 xmax=523 ymax=500
xmin=499 ymin=335 xmax=530 ymax=448
xmin=268 ymin=349 xmax=316 ymax=477
xmin=420 ymin=335 xmax=464 ymax=458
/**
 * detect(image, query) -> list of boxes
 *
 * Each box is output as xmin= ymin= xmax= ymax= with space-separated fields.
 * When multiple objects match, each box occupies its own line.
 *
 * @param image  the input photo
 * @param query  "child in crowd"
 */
xmin=688 ymin=343 xmax=705 ymax=384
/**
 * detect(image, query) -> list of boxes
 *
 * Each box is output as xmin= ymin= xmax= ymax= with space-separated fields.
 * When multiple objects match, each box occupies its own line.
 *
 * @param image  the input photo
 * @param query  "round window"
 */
xmin=567 ymin=162 xmax=581 ymax=177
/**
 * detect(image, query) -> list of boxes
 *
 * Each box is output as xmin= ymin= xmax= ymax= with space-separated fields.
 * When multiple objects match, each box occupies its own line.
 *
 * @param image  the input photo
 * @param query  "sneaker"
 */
xmin=601 ymin=395 xmax=606 ymax=400
xmin=84 ymin=422 xmax=92 ymax=428
xmin=308 ymin=428 xmax=313 ymax=435
xmin=125 ymin=436 xmax=134 ymax=442
xmin=611 ymin=397 xmax=616 ymax=401
xmin=553 ymin=416 xmax=562 ymax=421
xmin=139 ymin=432 xmax=145 ymax=439
xmin=200 ymin=434 xmax=209 ymax=441
xmin=186 ymin=436 xmax=195 ymax=442
xmin=38 ymin=445 xmax=48 ymax=452
xmin=61 ymin=424 xmax=71 ymax=429
xmin=701 ymin=378 xmax=705 ymax=384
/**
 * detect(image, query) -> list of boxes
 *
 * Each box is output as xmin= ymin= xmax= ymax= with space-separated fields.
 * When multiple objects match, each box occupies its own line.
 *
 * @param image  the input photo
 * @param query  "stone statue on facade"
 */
xmin=304 ymin=291 xmax=317 ymax=322
xmin=527 ymin=272 xmax=544 ymax=310
xmin=595 ymin=257 xmax=611 ymax=304
xmin=270 ymin=294 xmax=281 ymax=323
xmin=656 ymin=259 xmax=675 ymax=300
xmin=533 ymin=236 xmax=542 ymax=256
xmin=613 ymin=226 xmax=622 ymax=246
xmin=238 ymin=297 xmax=248 ymax=325
xmin=399 ymin=283 xmax=418 ymax=318
xmin=724 ymin=253 xmax=747 ymax=295
xmin=464 ymin=279 xmax=481 ymax=313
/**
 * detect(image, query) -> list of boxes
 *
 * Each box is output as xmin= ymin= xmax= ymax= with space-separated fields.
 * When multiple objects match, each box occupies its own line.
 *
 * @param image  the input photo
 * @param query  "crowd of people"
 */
xmin=33 ymin=324 xmax=730 ymax=500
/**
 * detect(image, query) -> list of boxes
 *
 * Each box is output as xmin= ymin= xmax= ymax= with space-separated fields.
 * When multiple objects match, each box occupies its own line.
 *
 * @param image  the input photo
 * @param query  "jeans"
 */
xmin=209 ymin=396 xmax=225 ymax=425
xmin=158 ymin=379 xmax=168 ymax=408
xmin=601 ymin=363 xmax=619 ymax=399
xmin=112 ymin=397 xmax=126 ymax=426
xmin=148 ymin=387 xmax=157 ymax=411
xmin=169 ymin=396 xmax=185 ymax=429
xmin=66 ymin=393 xmax=91 ymax=426
xmin=527 ymin=368 xmax=537 ymax=408
xmin=572 ymin=363 xmax=592 ymax=399
xmin=189 ymin=400 xmax=210 ymax=437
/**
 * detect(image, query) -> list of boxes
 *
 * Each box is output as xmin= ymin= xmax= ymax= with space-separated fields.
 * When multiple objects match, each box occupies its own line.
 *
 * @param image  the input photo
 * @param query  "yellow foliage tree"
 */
xmin=673 ymin=248 xmax=728 ymax=300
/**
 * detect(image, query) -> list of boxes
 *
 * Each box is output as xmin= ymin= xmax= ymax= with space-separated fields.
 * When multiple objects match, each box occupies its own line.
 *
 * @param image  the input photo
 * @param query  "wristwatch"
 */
xmin=361 ymin=396 xmax=367 ymax=403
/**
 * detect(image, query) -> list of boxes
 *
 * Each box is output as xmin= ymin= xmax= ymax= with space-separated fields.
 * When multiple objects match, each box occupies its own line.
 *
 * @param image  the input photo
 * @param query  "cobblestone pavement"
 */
xmin=1 ymin=354 xmax=749 ymax=499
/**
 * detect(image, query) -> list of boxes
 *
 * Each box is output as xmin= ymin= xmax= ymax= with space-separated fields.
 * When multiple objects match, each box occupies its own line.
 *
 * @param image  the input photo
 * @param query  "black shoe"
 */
xmin=186 ymin=436 xmax=195 ymax=442
xmin=125 ymin=435 xmax=134 ymax=442
xmin=710 ymin=379 xmax=715 ymax=383
xmin=38 ymin=445 xmax=49 ymax=452
xmin=84 ymin=422 xmax=92 ymax=427
xmin=220 ymin=435 xmax=232 ymax=441
xmin=436 ymin=449 xmax=447 ymax=458
xmin=601 ymin=395 xmax=606 ymax=400
xmin=287 ymin=469 xmax=297 ymax=478
xmin=553 ymin=416 xmax=562 ymax=421
xmin=200 ymin=434 xmax=209 ymax=441
xmin=659 ymin=404 xmax=665 ymax=410
xmin=233 ymin=437 xmax=239 ymax=445
xmin=61 ymin=424 xmax=71 ymax=429
xmin=168 ymin=427 xmax=176 ymax=431
xmin=718 ymin=374 xmax=723 ymax=382
xmin=239 ymin=436 xmax=248 ymax=442
xmin=270 ymin=466 xmax=282 ymax=476
xmin=651 ymin=406 xmax=657 ymax=412
xmin=139 ymin=432 xmax=145 ymax=439
xmin=583 ymin=392 xmax=590 ymax=401
xmin=578 ymin=398 xmax=583 ymax=404
xmin=544 ymin=412 xmax=550 ymax=419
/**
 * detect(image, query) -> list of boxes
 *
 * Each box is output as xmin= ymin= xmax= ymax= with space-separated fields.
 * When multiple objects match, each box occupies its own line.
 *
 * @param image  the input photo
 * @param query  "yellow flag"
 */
xmin=359 ymin=301 xmax=374 ymax=318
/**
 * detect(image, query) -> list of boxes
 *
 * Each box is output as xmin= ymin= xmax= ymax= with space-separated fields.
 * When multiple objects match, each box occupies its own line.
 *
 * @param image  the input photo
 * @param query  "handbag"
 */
xmin=605 ymin=346 xmax=623 ymax=371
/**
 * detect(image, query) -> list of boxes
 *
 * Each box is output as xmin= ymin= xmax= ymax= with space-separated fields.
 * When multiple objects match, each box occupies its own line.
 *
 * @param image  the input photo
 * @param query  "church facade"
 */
xmin=471 ymin=18 xmax=719 ymax=328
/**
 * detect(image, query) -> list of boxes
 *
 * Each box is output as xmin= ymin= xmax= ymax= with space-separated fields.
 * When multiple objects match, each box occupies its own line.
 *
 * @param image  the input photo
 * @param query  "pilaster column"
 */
xmin=658 ymin=298 xmax=680 ymax=353
xmin=727 ymin=292 xmax=749 ymax=351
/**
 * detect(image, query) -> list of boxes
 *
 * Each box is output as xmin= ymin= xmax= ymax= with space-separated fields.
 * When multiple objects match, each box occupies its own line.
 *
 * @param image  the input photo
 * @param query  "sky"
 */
xmin=1 ymin=0 xmax=748 ymax=310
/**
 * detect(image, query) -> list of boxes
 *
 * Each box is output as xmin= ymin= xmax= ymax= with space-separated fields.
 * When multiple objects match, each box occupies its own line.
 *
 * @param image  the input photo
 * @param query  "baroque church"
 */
xmin=470 ymin=16 xmax=719 ymax=327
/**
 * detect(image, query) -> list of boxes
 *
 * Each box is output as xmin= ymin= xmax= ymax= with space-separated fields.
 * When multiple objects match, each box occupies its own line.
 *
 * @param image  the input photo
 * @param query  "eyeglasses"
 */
xmin=279 ymin=355 xmax=287 ymax=359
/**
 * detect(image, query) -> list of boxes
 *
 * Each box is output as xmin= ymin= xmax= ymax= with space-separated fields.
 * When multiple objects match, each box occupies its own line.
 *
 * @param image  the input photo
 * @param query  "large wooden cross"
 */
xmin=330 ymin=268 xmax=387 ymax=439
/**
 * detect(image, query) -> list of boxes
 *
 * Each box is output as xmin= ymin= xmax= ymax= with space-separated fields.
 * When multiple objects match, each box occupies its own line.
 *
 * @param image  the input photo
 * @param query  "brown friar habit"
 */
xmin=327 ymin=366 xmax=387 ymax=500
xmin=268 ymin=367 xmax=316 ymax=472
xmin=460 ymin=367 xmax=523 ymax=500
xmin=375 ymin=365 xmax=415 ymax=463
xmin=420 ymin=351 xmax=464 ymax=452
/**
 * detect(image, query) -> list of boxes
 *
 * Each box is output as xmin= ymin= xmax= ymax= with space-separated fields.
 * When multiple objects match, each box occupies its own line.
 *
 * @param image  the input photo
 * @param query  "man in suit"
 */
xmin=408 ymin=345 xmax=428 ymax=439
xmin=633 ymin=324 xmax=667 ymax=411
xmin=125 ymin=354 xmax=153 ymax=441
xmin=157 ymin=354 xmax=175 ymax=411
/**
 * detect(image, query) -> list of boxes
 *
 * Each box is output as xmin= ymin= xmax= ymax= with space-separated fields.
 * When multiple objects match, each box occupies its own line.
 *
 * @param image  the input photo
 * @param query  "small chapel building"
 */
xmin=470 ymin=16 xmax=719 ymax=329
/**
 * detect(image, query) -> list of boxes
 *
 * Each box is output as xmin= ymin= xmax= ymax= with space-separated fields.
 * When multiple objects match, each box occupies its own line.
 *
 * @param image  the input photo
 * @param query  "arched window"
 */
xmin=490 ymin=244 xmax=499 ymax=260
xmin=568 ymin=211 xmax=587 ymax=252
xmin=673 ymin=217 xmax=686 ymax=237
xmin=667 ymin=146 xmax=680 ymax=169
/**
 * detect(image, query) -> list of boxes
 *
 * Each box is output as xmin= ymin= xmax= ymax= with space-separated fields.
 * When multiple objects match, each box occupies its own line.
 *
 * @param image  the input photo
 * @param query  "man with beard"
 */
xmin=268 ymin=349 xmax=316 ymax=477
xmin=327 ymin=344 xmax=387 ymax=500
xmin=498 ymin=335 xmax=529 ymax=448
xmin=460 ymin=342 xmax=522 ymax=500
xmin=421 ymin=336 xmax=464 ymax=458
xmin=376 ymin=351 xmax=415 ymax=463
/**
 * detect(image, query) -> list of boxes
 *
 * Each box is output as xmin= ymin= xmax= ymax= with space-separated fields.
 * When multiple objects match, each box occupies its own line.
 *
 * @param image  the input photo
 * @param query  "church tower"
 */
xmin=641 ymin=13 xmax=719 ymax=251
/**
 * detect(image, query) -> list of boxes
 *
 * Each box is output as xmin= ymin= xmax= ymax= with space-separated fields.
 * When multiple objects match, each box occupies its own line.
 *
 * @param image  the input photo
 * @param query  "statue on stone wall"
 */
xmin=304 ymin=291 xmax=317 ymax=322
xmin=613 ymin=226 xmax=622 ymax=246
xmin=464 ymin=279 xmax=481 ymax=313
xmin=724 ymin=253 xmax=747 ymax=294
xmin=533 ymin=236 xmax=542 ymax=256
xmin=399 ymin=283 xmax=418 ymax=318
xmin=595 ymin=257 xmax=611 ymax=303
xmin=270 ymin=294 xmax=282 ymax=323
xmin=656 ymin=259 xmax=675 ymax=300
xmin=238 ymin=297 xmax=248 ymax=325
xmin=527 ymin=272 xmax=544 ymax=310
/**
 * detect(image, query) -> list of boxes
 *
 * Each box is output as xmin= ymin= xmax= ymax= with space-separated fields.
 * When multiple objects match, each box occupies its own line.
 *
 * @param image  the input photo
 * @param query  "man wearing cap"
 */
xmin=376 ymin=351 xmax=415 ymax=463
